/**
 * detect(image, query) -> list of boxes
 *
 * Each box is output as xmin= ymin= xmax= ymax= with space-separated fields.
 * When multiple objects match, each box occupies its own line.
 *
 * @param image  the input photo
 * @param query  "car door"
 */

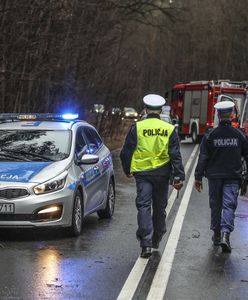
xmin=82 ymin=127 xmax=108 ymax=208
xmin=74 ymin=127 xmax=103 ymax=213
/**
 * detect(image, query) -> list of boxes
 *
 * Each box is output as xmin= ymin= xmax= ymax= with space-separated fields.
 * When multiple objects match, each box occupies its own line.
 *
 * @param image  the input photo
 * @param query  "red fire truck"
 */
xmin=168 ymin=80 xmax=247 ymax=143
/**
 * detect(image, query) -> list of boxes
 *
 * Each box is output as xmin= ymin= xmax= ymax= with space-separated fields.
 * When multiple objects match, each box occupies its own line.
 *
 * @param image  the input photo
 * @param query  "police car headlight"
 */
xmin=33 ymin=171 xmax=68 ymax=195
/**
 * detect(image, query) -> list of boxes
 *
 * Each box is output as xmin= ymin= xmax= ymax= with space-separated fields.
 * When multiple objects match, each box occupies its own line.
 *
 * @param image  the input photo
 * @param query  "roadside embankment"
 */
xmin=84 ymin=112 xmax=134 ymax=150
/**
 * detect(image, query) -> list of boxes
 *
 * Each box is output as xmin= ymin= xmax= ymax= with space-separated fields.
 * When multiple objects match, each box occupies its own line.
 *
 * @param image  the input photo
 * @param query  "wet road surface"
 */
xmin=0 ymin=141 xmax=248 ymax=300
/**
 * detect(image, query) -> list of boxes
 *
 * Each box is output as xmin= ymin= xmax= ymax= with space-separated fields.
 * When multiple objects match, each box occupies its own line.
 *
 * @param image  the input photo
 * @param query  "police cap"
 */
xmin=214 ymin=101 xmax=234 ymax=113
xmin=143 ymin=94 xmax=166 ymax=110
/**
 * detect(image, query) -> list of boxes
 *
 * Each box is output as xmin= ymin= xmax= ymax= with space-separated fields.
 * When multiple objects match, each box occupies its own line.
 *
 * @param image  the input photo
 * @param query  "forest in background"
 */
xmin=0 ymin=0 xmax=248 ymax=115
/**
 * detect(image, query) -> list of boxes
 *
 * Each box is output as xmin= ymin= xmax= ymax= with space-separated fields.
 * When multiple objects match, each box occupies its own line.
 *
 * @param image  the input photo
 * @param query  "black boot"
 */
xmin=140 ymin=247 xmax=152 ymax=258
xmin=220 ymin=232 xmax=231 ymax=253
xmin=212 ymin=231 xmax=221 ymax=246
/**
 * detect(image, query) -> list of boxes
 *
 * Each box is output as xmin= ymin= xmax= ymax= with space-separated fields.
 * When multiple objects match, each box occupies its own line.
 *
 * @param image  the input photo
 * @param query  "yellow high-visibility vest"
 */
xmin=130 ymin=118 xmax=174 ymax=172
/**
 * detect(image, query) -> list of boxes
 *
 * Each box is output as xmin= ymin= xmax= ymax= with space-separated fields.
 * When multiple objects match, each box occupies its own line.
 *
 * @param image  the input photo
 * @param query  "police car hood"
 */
xmin=0 ymin=160 xmax=69 ymax=183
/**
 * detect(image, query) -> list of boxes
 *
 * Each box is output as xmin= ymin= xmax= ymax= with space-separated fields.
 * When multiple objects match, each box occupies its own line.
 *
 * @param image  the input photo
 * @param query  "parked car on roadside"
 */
xmin=122 ymin=107 xmax=138 ymax=121
xmin=111 ymin=107 xmax=122 ymax=116
xmin=92 ymin=104 xmax=105 ymax=114
xmin=0 ymin=113 xmax=115 ymax=236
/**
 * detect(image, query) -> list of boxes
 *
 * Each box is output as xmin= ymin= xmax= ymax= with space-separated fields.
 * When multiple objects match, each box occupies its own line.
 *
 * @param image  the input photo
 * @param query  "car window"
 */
xmin=75 ymin=128 xmax=87 ymax=158
xmin=82 ymin=127 xmax=103 ymax=154
xmin=0 ymin=130 xmax=71 ymax=161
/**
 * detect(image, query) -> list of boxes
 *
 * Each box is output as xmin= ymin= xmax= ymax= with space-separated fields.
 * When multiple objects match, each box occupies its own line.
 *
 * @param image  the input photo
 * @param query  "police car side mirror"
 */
xmin=79 ymin=154 xmax=99 ymax=165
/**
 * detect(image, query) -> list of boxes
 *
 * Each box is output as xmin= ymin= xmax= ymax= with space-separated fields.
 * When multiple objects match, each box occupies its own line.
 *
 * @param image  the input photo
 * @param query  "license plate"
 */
xmin=0 ymin=203 xmax=15 ymax=213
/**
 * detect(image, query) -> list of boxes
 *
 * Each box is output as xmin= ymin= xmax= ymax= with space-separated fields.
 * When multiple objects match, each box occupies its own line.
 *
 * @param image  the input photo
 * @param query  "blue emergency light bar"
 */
xmin=0 ymin=113 xmax=79 ymax=121
xmin=62 ymin=113 xmax=79 ymax=120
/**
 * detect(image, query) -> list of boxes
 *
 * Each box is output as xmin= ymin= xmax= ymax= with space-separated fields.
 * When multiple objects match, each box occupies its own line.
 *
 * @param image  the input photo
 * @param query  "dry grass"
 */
xmin=84 ymin=112 xmax=136 ymax=151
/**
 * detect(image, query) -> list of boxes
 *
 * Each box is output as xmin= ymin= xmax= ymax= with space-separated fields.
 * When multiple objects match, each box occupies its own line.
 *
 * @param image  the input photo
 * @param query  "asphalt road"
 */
xmin=0 ymin=141 xmax=248 ymax=300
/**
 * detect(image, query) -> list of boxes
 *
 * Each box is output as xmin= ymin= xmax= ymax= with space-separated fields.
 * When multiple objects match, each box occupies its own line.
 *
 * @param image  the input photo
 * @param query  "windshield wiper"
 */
xmin=1 ymin=149 xmax=55 ymax=162
xmin=0 ymin=151 xmax=30 ymax=161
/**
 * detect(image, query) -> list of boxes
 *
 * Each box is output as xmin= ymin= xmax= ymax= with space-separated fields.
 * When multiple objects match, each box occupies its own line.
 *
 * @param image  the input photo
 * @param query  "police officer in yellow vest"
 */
xmin=120 ymin=94 xmax=185 ymax=258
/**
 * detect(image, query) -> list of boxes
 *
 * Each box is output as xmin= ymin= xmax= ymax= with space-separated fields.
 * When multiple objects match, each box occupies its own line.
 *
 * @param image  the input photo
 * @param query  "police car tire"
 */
xmin=68 ymin=189 xmax=84 ymax=236
xmin=97 ymin=180 xmax=115 ymax=219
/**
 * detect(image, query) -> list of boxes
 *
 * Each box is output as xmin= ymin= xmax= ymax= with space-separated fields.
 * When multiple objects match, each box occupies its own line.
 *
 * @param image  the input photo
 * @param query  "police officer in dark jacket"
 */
xmin=120 ymin=94 xmax=185 ymax=258
xmin=195 ymin=100 xmax=248 ymax=253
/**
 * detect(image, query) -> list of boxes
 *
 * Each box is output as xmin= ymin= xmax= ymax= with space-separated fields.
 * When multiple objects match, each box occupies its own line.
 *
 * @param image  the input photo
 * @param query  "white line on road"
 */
xmin=165 ymin=145 xmax=198 ymax=216
xmin=146 ymin=156 xmax=199 ymax=300
xmin=117 ymin=145 xmax=199 ymax=300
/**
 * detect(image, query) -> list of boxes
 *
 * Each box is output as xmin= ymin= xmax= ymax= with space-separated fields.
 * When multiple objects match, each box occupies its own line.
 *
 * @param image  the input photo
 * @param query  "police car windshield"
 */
xmin=0 ymin=130 xmax=71 ymax=162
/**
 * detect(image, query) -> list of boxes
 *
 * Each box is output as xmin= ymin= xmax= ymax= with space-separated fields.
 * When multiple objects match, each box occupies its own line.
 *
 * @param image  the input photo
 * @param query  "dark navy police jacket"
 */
xmin=195 ymin=120 xmax=248 ymax=181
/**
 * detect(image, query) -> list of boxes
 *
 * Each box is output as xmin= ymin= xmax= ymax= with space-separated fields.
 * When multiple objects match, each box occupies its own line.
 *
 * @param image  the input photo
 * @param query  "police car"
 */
xmin=0 ymin=113 xmax=115 ymax=236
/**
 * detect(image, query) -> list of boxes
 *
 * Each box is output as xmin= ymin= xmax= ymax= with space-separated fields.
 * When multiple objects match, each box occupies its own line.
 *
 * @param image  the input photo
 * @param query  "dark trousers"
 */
xmin=134 ymin=175 xmax=169 ymax=247
xmin=208 ymin=179 xmax=239 ymax=234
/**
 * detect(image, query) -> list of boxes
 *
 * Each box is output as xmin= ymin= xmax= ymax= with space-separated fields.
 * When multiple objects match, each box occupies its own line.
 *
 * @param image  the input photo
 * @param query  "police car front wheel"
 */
xmin=68 ymin=189 xmax=84 ymax=236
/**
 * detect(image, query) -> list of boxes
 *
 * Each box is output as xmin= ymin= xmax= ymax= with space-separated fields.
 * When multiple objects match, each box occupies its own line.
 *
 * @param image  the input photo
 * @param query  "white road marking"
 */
xmin=146 ymin=156 xmax=199 ymax=300
xmin=166 ymin=145 xmax=198 ymax=215
xmin=117 ymin=145 xmax=199 ymax=300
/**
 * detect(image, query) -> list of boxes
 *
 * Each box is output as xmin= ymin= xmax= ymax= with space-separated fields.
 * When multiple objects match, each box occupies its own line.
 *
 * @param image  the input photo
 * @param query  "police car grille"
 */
xmin=0 ymin=189 xmax=29 ymax=199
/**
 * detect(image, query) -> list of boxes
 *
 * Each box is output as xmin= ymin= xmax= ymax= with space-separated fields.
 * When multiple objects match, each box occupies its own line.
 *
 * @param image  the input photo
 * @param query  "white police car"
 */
xmin=0 ymin=113 xmax=115 ymax=236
